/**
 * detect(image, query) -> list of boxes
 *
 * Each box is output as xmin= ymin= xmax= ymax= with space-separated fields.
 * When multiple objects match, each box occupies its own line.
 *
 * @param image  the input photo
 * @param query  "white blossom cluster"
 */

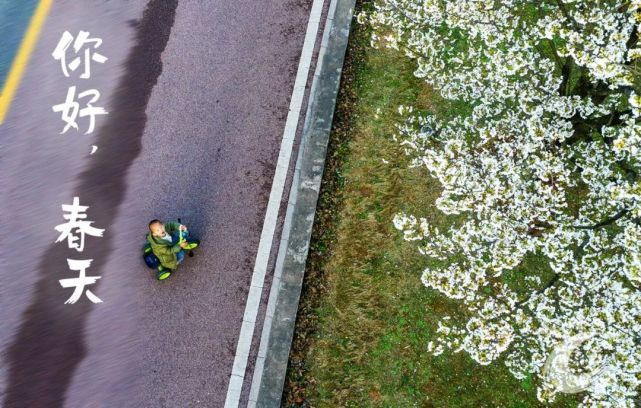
xmin=361 ymin=1 xmax=641 ymax=406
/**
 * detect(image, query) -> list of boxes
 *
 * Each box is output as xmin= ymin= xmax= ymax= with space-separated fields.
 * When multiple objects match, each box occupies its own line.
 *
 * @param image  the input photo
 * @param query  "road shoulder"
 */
xmin=247 ymin=0 xmax=356 ymax=405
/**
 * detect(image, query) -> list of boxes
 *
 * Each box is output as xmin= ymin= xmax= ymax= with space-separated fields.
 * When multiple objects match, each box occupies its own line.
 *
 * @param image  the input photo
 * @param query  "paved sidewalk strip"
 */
xmin=248 ymin=0 xmax=356 ymax=406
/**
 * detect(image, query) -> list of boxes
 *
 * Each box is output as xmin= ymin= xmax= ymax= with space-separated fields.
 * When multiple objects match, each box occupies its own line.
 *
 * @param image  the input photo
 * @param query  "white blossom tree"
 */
xmin=359 ymin=0 xmax=641 ymax=406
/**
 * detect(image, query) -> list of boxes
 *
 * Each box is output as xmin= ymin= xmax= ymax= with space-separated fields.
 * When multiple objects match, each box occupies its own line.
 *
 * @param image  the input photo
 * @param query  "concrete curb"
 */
xmin=247 ymin=0 xmax=356 ymax=406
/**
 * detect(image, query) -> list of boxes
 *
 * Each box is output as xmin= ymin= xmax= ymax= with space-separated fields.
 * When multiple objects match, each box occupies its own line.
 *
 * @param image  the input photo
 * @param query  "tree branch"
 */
xmin=574 ymin=208 xmax=630 ymax=230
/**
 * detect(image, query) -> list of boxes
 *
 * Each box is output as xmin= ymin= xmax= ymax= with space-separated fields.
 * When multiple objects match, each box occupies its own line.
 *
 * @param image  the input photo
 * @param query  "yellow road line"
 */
xmin=0 ymin=0 xmax=53 ymax=124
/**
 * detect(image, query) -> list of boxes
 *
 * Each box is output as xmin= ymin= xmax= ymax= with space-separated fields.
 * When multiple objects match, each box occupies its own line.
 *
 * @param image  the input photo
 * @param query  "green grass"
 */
xmin=282 ymin=3 xmax=581 ymax=407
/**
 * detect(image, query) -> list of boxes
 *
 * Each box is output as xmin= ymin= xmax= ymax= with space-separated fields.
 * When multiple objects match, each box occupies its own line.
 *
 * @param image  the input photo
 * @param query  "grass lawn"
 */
xmin=283 ymin=2 xmax=582 ymax=407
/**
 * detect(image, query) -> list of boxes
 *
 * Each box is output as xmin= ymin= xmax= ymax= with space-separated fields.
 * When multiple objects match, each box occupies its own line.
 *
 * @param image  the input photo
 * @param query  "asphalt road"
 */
xmin=0 ymin=0 xmax=40 ymax=84
xmin=0 ymin=0 xmax=315 ymax=406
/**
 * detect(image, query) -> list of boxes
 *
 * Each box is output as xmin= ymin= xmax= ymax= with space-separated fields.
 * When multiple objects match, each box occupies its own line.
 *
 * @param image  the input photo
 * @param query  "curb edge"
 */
xmin=247 ymin=0 xmax=357 ymax=405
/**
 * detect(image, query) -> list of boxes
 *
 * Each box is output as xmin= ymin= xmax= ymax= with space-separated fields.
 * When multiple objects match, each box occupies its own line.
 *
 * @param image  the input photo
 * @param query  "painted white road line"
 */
xmin=223 ymin=0 xmax=326 ymax=407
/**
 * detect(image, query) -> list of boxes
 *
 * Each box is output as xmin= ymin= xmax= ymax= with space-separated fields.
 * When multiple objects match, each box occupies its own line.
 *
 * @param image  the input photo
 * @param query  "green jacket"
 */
xmin=146 ymin=221 xmax=182 ymax=270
